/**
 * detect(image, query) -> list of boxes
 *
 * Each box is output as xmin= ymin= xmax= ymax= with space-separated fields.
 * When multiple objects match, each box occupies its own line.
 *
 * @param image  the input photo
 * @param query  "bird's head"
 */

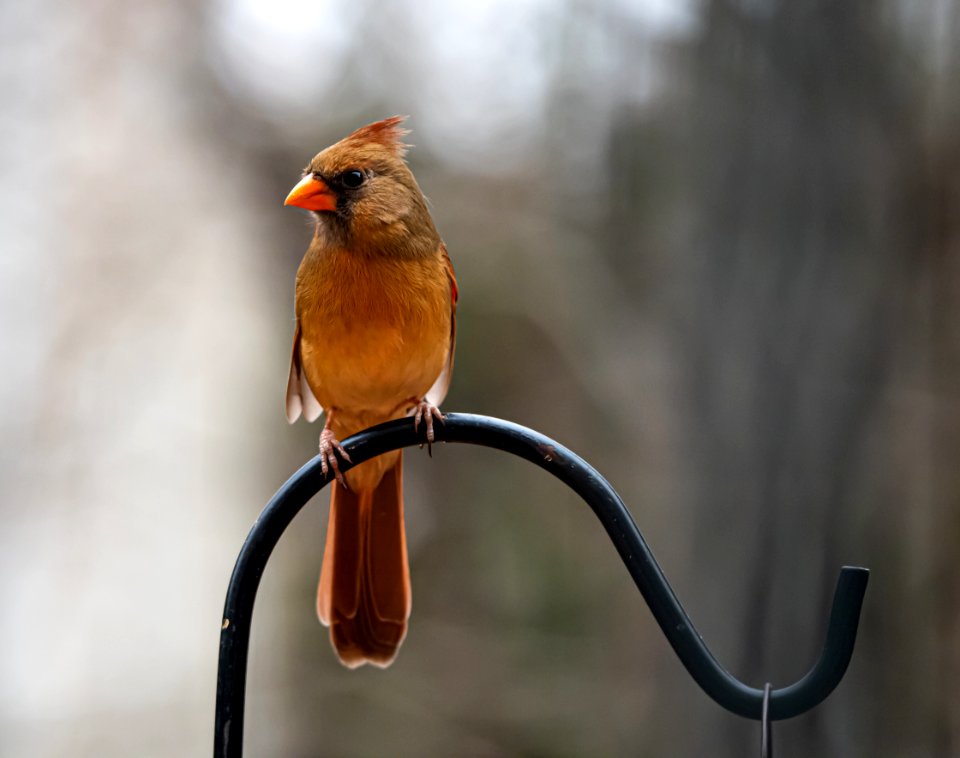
xmin=284 ymin=116 xmax=438 ymax=256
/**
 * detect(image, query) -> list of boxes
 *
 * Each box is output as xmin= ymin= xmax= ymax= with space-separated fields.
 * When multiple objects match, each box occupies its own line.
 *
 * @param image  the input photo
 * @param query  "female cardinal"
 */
xmin=283 ymin=116 xmax=457 ymax=668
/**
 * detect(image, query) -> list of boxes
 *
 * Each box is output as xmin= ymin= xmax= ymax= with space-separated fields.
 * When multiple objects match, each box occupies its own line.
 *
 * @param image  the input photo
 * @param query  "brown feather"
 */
xmin=340 ymin=115 xmax=410 ymax=157
xmin=286 ymin=320 xmax=323 ymax=423
xmin=426 ymin=243 xmax=458 ymax=406
xmin=317 ymin=454 xmax=410 ymax=668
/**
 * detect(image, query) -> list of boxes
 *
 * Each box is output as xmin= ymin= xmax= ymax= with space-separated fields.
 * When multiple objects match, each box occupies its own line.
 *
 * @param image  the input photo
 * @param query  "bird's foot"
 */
xmin=413 ymin=400 xmax=445 ymax=455
xmin=319 ymin=427 xmax=352 ymax=488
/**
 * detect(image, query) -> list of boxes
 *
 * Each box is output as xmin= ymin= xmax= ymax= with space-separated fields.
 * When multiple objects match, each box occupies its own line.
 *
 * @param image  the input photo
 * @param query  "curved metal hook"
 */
xmin=215 ymin=413 xmax=868 ymax=757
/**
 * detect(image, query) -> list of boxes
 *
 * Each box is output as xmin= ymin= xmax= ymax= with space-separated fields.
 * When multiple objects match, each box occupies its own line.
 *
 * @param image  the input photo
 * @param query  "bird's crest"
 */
xmin=342 ymin=116 xmax=411 ymax=157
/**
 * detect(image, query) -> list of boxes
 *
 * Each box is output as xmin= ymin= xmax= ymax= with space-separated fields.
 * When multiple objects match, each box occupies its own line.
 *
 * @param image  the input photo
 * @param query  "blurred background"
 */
xmin=1 ymin=0 xmax=958 ymax=755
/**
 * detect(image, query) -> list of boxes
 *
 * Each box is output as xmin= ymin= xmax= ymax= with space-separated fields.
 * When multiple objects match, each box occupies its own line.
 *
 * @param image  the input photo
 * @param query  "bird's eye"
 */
xmin=340 ymin=169 xmax=365 ymax=189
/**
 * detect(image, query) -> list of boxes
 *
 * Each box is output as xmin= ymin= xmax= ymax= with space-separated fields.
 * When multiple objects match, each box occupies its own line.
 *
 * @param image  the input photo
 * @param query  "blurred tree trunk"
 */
xmin=676 ymin=1 xmax=923 ymax=754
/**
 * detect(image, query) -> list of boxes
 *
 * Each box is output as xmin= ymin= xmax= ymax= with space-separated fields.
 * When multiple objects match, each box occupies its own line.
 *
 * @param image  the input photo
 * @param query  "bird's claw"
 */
xmin=319 ymin=428 xmax=352 ymax=488
xmin=413 ymin=400 xmax=445 ymax=456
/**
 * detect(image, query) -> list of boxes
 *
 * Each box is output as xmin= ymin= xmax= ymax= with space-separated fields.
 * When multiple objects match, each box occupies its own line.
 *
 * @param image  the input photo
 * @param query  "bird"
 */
xmin=283 ymin=116 xmax=457 ymax=668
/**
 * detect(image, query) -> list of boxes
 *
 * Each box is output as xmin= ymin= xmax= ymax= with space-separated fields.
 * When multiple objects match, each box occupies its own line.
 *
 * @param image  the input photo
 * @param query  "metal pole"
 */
xmin=215 ymin=413 xmax=868 ymax=757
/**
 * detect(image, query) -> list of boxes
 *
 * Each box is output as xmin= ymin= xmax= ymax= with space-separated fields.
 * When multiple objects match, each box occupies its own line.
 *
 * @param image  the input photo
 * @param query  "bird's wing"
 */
xmin=426 ymin=243 xmax=458 ymax=406
xmin=286 ymin=320 xmax=323 ymax=423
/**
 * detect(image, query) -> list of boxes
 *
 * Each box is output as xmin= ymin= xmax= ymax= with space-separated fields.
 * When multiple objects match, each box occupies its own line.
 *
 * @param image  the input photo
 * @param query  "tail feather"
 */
xmin=317 ymin=453 xmax=411 ymax=668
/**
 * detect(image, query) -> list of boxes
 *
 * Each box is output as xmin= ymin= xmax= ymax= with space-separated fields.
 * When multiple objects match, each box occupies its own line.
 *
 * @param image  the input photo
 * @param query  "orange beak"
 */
xmin=284 ymin=175 xmax=337 ymax=212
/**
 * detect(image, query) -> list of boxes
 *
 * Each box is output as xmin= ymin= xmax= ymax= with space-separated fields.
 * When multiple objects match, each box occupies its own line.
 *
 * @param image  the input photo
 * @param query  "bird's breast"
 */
xmin=296 ymin=248 xmax=451 ymax=430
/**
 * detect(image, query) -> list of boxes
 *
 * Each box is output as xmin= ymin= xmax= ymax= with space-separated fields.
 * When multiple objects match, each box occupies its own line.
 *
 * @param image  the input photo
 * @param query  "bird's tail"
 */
xmin=317 ymin=453 xmax=411 ymax=668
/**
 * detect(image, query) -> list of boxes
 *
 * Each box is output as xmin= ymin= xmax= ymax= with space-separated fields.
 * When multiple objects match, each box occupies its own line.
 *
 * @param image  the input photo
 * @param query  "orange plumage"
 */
xmin=284 ymin=116 xmax=457 ymax=668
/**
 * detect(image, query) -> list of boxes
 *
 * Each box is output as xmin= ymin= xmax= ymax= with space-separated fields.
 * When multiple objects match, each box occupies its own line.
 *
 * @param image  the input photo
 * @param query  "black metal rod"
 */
xmin=215 ymin=413 xmax=868 ymax=757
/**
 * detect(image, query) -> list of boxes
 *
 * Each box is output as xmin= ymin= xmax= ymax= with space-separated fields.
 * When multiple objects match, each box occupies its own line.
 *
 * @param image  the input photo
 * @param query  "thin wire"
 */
xmin=761 ymin=683 xmax=774 ymax=758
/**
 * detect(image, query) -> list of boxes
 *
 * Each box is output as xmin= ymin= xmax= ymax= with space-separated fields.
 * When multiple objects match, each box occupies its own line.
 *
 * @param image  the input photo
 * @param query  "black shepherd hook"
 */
xmin=215 ymin=413 xmax=868 ymax=757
